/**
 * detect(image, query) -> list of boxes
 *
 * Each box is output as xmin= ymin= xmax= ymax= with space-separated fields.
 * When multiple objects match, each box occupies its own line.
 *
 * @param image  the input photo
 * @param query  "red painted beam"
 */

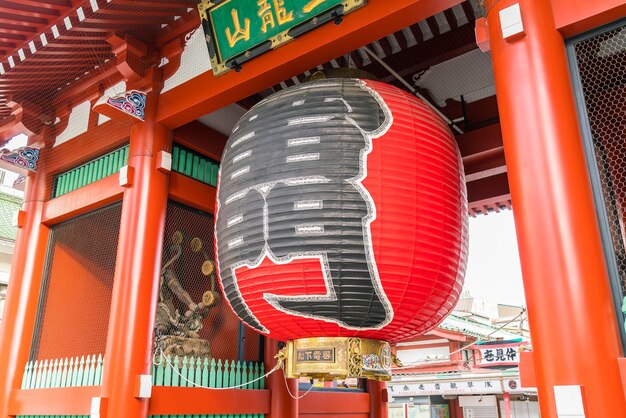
xmin=0 ymin=22 xmax=37 ymax=35
xmin=169 ymin=172 xmax=216 ymax=214
xmin=172 ymin=120 xmax=227 ymax=162
xmin=157 ymin=0 xmax=465 ymax=129
xmin=148 ymin=387 xmax=271 ymax=415
xmin=457 ymin=123 xmax=508 ymax=185
xmin=457 ymin=123 xmax=503 ymax=160
xmin=299 ymin=392 xmax=371 ymax=415
xmin=8 ymin=0 xmax=73 ymax=13
xmin=552 ymin=0 xmax=626 ymax=37
xmin=9 ymin=387 xmax=100 ymax=416
xmin=466 ymin=172 xmax=510 ymax=203
xmin=0 ymin=33 xmax=26 ymax=41
xmin=0 ymin=2 xmax=60 ymax=17
xmin=0 ymin=11 xmax=49 ymax=25
xmin=55 ymin=32 xmax=105 ymax=41
xmin=464 ymin=155 xmax=507 ymax=182
xmin=42 ymin=174 xmax=124 ymax=224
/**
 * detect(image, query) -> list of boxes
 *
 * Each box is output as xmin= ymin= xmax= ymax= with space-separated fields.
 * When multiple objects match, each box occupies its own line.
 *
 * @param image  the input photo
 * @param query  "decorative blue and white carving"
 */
xmin=106 ymin=90 xmax=147 ymax=121
xmin=0 ymin=146 xmax=39 ymax=173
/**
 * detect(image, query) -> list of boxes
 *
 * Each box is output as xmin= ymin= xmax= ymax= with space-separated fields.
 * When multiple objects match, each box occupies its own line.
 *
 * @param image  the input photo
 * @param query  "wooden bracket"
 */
xmin=107 ymin=34 xmax=151 ymax=82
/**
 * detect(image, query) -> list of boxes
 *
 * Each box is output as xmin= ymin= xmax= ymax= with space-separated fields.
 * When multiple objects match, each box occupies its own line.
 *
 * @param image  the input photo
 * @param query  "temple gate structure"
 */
xmin=0 ymin=1 xmax=625 ymax=417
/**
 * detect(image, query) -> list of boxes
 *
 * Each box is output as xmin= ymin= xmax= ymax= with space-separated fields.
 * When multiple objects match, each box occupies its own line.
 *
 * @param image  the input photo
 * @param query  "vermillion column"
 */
xmin=100 ymin=86 xmax=171 ymax=417
xmin=0 ymin=170 xmax=49 ymax=418
xmin=502 ymin=392 xmax=511 ymax=418
xmin=264 ymin=338 xmax=298 ymax=418
xmin=367 ymin=380 xmax=389 ymax=418
xmin=485 ymin=1 xmax=626 ymax=417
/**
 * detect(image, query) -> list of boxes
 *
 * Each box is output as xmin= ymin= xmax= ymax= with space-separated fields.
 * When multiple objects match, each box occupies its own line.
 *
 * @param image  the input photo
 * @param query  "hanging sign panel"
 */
xmin=198 ymin=0 xmax=366 ymax=75
xmin=473 ymin=341 xmax=529 ymax=368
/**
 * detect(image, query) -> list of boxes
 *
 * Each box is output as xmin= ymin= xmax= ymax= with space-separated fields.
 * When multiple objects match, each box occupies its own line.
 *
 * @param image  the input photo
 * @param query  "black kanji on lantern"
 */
xmin=216 ymin=79 xmax=394 ymax=333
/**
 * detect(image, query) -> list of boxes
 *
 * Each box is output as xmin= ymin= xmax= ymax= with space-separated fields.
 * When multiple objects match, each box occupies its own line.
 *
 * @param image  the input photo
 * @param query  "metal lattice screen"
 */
xmin=155 ymin=201 xmax=261 ymax=364
xmin=30 ymin=203 xmax=123 ymax=361
xmin=571 ymin=21 xmax=626 ymax=337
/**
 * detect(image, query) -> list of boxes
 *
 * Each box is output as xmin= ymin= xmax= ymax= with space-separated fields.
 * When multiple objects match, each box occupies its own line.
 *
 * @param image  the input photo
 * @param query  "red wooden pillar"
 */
xmin=502 ymin=392 xmax=511 ymax=418
xmin=0 ymin=171 xmax=50 ymax=418
xmin=264 ymin=338 xmax=298 ymax=418
xmin=486 ymin=0 xmax=626 ymax=417
xmin=450 ymin=398 xmax=463 ymax=418
xmin=367 ymin=380 xmax=388 ymax=418
xmin=99 ymin=86 xmax=171 ymax=417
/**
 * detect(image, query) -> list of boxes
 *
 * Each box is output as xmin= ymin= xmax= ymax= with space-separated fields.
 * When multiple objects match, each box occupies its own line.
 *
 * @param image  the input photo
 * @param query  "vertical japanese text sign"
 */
xmin=198 ymin=0 xmax=367 ymax=75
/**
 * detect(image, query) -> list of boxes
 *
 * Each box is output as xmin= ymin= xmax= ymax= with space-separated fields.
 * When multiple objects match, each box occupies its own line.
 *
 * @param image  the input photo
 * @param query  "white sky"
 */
xmin=463 ymin=210 xmax=527 ymax=307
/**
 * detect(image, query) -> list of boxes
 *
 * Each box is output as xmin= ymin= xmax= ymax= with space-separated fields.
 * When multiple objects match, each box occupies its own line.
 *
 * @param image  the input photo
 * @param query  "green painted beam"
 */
xmin=171 ymin=143 xmax=220 ymax=188
xmin=52 ymin=145 xmax=130 ymax=198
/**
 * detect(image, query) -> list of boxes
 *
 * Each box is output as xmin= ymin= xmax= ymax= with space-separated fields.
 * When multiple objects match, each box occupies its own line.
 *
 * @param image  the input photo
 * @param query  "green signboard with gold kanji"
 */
xmin=198 ymin=0 xmax=366 ymax=75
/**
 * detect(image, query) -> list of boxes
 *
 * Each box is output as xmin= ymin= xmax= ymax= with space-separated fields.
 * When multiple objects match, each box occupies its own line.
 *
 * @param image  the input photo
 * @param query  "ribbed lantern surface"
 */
xmin=215 ymin=78 xmax=468 ymax=343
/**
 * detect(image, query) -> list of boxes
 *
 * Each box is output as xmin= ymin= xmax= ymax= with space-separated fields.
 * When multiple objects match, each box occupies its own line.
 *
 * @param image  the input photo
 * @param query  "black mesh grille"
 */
xmin=154 ymin=201 xmax=261 ymax=363
xmin=30 ymin=203 xmax=122 ymax=361
xmin=571 ymin=22 xmax=626 ymax=333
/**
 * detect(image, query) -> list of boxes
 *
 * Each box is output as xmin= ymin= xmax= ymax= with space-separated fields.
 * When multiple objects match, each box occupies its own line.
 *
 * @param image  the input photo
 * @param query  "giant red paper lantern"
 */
xmin=215 ymin=78 xmax=468 ymax=346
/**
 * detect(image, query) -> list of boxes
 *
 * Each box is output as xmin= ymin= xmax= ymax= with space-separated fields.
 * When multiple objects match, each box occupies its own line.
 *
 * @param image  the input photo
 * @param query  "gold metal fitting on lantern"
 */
xmin=284 ymin=337 xmax=392 ymax=381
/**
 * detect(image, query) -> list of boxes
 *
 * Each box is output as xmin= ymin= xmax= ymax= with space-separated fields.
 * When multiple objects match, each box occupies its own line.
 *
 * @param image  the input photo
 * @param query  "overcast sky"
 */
xmin=463 ymin=210 xmax=527 ymax=307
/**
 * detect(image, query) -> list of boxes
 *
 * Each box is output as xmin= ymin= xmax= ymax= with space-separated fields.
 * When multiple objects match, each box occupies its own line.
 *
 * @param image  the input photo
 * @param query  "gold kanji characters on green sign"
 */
xmin=201 ymin=0 xmax=367 ymax=75
xmin=257 ymin=0 xmax=294 ymax=33
xmin=226 ymin=8 xmax=251 ymax=48
xmin=303 ymin=0 xmax=327 ymax=13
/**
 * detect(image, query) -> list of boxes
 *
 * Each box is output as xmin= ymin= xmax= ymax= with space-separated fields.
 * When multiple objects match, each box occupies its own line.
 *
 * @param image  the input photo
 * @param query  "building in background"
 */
xmin=389 ymin=294 xmax=536 ymax=418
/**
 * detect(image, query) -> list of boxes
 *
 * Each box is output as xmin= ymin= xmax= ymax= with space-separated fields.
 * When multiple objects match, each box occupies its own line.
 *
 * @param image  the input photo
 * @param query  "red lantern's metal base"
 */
xmin=285 ymin=337 xmax=392 ymax=381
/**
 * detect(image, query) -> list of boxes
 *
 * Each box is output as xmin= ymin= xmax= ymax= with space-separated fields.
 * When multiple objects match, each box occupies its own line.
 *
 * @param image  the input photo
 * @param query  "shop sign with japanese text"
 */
xmin=389 ymin=379 xmax=503 ymax=397
xmin=389 ymin=377 xmax=536 ymax=398
xmin=198 ymin=0 xmax=366 ymax=75
xmin=474 ymin=341 xmax=528 ymax=368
